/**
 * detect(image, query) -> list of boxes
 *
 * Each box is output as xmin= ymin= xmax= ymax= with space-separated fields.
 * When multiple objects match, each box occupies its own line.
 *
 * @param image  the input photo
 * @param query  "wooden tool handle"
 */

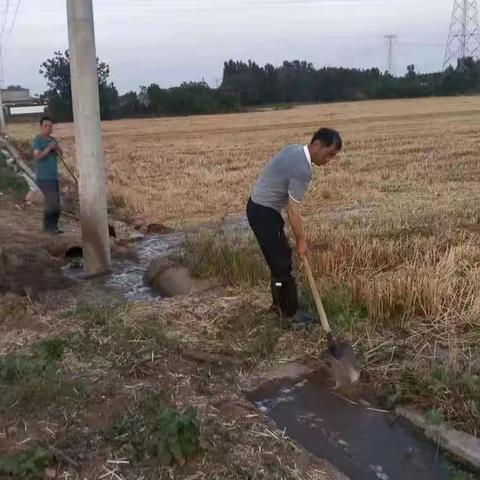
xmin=302 ymin=256 xmax=332 ymax=334
xmin=59 ymin=155 xmax=79 ymax=186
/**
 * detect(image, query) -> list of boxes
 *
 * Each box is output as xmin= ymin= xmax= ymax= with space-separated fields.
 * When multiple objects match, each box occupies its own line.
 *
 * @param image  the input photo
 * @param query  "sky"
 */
xmin=3 ymin=0 xmax=454 ymax=96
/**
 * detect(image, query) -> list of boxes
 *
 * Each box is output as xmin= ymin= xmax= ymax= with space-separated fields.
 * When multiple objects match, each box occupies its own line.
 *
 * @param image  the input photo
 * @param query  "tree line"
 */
xmin=39 ymin=51 xmax=480 ymax=122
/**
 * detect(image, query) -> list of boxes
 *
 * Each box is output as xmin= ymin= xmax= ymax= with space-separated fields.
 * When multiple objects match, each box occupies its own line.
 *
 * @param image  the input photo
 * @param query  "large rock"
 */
xmin=151 ymin=266 xmax=194 ymax=297
xmin=144 ymin=257 xmax=217 ymax=297
xmin=144 ymin=257 xmax=174 ymax=285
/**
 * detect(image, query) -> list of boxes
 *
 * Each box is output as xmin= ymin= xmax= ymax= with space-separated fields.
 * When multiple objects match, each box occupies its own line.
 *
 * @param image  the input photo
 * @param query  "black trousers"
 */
xmin=37 ymin=179 xmax=61 ymax=232
xmin=246 ymin=198 xmax=298 ymax=317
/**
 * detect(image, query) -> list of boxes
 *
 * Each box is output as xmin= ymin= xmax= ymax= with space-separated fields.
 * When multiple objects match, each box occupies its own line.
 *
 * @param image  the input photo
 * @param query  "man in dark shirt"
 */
xmin=32 ymin=116 xmax=63 ymax=234
xmin=247 ymin=128 xmax=342 ymax=327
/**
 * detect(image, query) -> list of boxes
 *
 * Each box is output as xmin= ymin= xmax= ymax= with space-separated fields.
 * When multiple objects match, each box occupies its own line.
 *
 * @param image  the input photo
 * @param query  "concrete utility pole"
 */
xmin=0 ymin=46 xmax=6 ymax=133
xmin=0 ymin=89 xmax=6 ymax=133
xmin=66 ymin=0 xmax=111 ymax=276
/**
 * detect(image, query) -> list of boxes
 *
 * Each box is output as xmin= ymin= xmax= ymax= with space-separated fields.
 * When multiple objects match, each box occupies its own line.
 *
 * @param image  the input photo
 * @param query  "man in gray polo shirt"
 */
xmin=247 ymin=128 xmax=342 ymax=326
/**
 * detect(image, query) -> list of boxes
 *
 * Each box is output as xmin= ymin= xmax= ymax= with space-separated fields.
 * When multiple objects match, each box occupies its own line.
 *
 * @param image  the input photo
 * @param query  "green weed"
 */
xmin=445 ymin=460 xmax=477 ymax=480
xmin=154 ymin=407 xmax=200 ymax=466
xmin=0 ymin=448 xmax=53 ymax=479
xmin=425 ymin=408 xmax=445 ymax=426
xmin=106 ymin=393 xmax=200 ymax=467
xmin=33 ymin=338 xmax=65 ymax=362
xmin=60 ymin=304 xmax=115 ymax=327
xmin=382 ymin=384 xmax=402 ymax=410
xmin=0 ymin=152 xmax=29 ymax=196
xmin=0 ymin=340 xmax=86 ymax=412
xmin=298 ymin=283 xmax=367 ymax=335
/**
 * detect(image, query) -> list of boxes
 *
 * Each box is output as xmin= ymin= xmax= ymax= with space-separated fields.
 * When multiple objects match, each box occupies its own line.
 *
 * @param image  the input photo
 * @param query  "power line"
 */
xmin=0 ymin=0 xmax=10 ymax=38
xmin=9 ymin=0 xmax=20 ymax=35
xmin=397 ymin=42 xmax=444 ymax=48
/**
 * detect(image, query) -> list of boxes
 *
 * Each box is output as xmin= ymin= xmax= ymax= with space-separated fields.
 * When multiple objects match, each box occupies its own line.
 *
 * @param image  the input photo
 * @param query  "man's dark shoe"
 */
xmin=45 ymin=228 xmax=64 ymax=235
xmin=283 ymin=311 xmax=317 ymax=330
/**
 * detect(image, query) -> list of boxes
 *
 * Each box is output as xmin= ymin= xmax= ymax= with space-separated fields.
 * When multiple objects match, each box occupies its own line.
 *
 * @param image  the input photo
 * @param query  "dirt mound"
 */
xmin=0 ymin=245 xmax=70 ymax=296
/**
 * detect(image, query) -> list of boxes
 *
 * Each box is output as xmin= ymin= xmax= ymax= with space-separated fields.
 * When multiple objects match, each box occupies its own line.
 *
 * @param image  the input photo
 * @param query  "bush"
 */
xmin=0 ymin=152 xmax=29 ymax=196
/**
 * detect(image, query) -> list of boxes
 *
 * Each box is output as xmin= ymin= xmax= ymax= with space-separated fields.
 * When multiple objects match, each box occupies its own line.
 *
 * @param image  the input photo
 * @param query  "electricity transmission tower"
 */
xmin=384 ymin=35 xmax=398 ymax=74
xmin=443 ymin=0 xmax=480 ymax=69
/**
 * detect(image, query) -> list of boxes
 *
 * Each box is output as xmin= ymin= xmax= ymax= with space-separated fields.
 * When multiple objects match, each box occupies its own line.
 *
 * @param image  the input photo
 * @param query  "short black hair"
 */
xmin=40 ymin=115 xmax=54 ymax=126
xmin=311 ymin=128 xmax=342 ymax=151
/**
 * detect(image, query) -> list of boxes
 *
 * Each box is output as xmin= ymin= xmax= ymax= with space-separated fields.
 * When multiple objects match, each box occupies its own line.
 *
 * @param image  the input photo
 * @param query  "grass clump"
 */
xmin=0 ymin=353 xmax=56 ymax=410
xmin=106 ymin=393 xmax=200 ymax=467
xmin=0 ymin=448 xmax=54 ymax=479
xmin=0 ymin=151 xmax=29 ymax=196
xmin=33 ymin=338 xmax=65 ymax=362
xmin=181 ymin=230 xmax=268 ymax=287
xmin=0 ymin=336 xmax=86 ymax=412
xmin=60 ymin=304 xmax=116 ymax=326
xmin=425 ymin=408 xmax=445 ymax=426
xmin=0 ymin=354 xmax=54 ymax=385
xmin=298 ymin=283 xmax=367 ymax=335
xmin=445 ymin=461 xmax=478 ymax=480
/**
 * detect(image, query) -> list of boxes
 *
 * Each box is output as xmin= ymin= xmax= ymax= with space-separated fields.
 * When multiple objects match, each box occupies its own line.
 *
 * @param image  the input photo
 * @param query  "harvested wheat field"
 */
xmin=5 ymin=96 xmax=480 ymax=477
xmin=10 ymin=96 xmax=480 ymax=226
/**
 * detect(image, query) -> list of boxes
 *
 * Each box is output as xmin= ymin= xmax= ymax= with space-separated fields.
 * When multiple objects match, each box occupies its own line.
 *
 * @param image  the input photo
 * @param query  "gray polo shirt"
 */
xmin=251 ymin=144 xmax=312 ymax=212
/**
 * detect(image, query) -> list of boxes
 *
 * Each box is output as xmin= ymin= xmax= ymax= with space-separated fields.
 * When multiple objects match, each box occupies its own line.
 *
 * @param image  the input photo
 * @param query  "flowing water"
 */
xmin=63 ymin=231 xmax=185 ymax=301
xmin=252 ymin=378 xmax=461 ymax=480
xmin=63 ymin=216 xmax=249 ymax=301
xmin=106 ymin=232 xmax=185 ymax=301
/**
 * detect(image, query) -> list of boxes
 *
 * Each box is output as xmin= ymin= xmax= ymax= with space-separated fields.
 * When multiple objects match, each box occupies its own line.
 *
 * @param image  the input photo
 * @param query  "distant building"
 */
xmin=2 ymin=86 xmax=47 ymax=123
xmin=2 ymin=86 xmax=35 ymax=105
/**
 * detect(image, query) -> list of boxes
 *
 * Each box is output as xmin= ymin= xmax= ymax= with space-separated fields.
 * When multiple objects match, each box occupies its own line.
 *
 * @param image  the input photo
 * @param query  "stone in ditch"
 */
xmin=144 ymin=257 xmax=175 ymax=286
xmin=152 ymin=266 xmax=194 ymax=296
xmin=144 ymin=256 xmax=217 ymax=297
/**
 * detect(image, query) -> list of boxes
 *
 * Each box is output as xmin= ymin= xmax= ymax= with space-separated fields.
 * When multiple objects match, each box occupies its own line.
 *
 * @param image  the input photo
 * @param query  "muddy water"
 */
xmin=64 ymin=216 xmax=250 ymax=301
xmin=106 ymin=232 xmax=185 ymax=300
xmin=253 ymin=378 xmax=454 ymax=480
xmin=64 ymin=231 xmax=185 ymax=301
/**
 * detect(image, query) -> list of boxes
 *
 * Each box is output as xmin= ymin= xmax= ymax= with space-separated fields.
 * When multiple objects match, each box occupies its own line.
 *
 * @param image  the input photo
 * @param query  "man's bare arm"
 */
xmin=54 ymin=143 xmax=64 ymax=157
xmin=286 ymin=197 xmax=307 ymax=257
xmin=33 ymin=143 xmax=55 ymax=161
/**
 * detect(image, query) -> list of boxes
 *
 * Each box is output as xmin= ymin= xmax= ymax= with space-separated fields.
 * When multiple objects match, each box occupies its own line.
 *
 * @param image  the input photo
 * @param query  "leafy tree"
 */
xmin=39 ymin=52 xmax=480 ymax=121
xmin=118 ymin=91 xmax=142 ymax=117
xmin=39 ymin=50 xmax=119 ymax=121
